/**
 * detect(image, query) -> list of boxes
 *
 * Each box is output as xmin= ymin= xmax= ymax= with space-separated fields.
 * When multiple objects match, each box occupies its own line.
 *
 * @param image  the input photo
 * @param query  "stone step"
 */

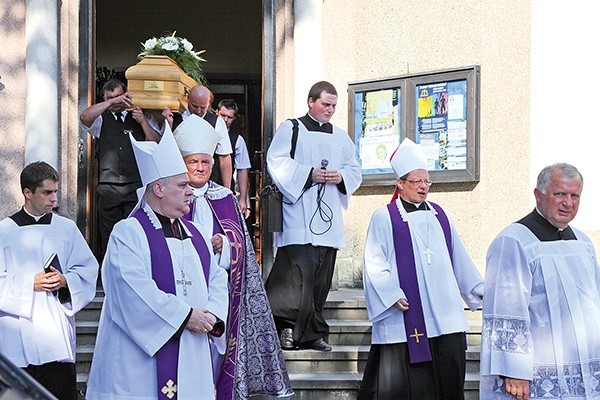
xmin=323 ymin=289 xmax=368 ymax=321
xmin=281 ymin=344 xmax=481 ymax=374
xmin=75 ymin=343 xmax=480 ymax=379
xmin=262 ymin=371 xmax=481 ymax=400
xmin=75 ymin=319 xmax=482 ymax=353
xmin=77 ymin=371 xmax=481 ymax=400
xmin=327 ymin=320 xmax=371 ymax=346
xmin=76 ymin=321 xmax=98 ymax=346
xmin=78 ymin=375 xmax=479 ymax=400
xmin=282 ymin=345 xmax=370 ymax=373
xmin=75 ymin=296 xmax=103 ymax=322
xmin=327 ymin=318 xmax=482 ymax=346
xmin=75 ymin=345 xmax=93 ymax=375
xmin=74 ymin=288 xmax=484 ymax=398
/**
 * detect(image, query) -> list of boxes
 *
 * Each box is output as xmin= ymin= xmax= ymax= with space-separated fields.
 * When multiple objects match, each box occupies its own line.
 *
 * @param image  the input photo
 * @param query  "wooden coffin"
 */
xmin=125 ymin=55 xmax=196 ymax=112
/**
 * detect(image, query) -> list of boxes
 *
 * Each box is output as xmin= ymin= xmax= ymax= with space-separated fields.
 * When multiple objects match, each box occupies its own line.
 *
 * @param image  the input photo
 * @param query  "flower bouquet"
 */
xmin=138 ymin=32 xmax=207 ymax=84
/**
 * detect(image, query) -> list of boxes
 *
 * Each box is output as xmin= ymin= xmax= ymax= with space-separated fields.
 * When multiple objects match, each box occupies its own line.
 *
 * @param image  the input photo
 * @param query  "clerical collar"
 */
xmin=299 ymin=114 xmax=333 ymax=133
xmin=400 ymin=198 xmax=429 ymax=213
xmin=516 ymin=208 xmax=576 ymax=241
xmin=155 ymin=212 xmax=189 ymax=240
xmin=9 ymin=207 xmax=53 ymax=226
xmin=191 ymin=184 xmax=209 ymax=198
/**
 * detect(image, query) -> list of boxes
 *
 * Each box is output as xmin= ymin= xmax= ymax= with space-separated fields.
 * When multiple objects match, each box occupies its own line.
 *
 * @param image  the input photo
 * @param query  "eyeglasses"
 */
xmin=403 ymin=179 xmax=432 ymax=187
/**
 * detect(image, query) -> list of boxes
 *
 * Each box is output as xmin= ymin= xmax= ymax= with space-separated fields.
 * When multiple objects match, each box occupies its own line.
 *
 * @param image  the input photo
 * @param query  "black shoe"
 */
xmin=279 ymin=328 xmax=295 ymax=350
xmin=309 ymin=338 xmax=332 ymax=351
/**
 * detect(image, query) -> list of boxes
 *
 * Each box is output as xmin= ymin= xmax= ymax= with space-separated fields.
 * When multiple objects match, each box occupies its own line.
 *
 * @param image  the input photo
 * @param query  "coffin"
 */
xmin=125 ymin=55 xmax=196 ymax=112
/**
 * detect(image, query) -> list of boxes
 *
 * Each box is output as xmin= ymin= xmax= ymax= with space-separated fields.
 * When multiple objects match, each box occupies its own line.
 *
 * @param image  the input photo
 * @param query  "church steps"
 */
xmin=75 ymin=296 xmax=103 ymax=322
xmin=75 ymin=288 xmax=483 ymax=399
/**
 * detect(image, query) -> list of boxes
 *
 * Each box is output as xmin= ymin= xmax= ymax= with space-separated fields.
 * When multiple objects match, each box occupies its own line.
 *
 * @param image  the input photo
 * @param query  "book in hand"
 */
xmin=43 ymin=253 xmax=62 ymax=273
xmin=43 ymin=253 xmax=63 ymax=298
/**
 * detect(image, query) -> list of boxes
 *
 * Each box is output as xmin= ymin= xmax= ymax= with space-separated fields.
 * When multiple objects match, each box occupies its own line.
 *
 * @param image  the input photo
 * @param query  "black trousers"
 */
xmin=265 ymin=244 xmax=337 ymax=343
xmin=24 ymin=361 xmax=77 ymax=400
xmin=96 ymin=182 xmax=139 ymax=260
xmin=358 ymin=332 xmax=466 ymax=400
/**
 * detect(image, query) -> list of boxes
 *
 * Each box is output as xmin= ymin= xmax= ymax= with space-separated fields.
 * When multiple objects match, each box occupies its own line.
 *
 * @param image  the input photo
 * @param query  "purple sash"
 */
xmin=133 ymin=208 xmax=211 ymax=400
xmin=182 ymin=193 xmax=246 ymax=400
xmin=386 ymin=201 xmax=452 ymax=364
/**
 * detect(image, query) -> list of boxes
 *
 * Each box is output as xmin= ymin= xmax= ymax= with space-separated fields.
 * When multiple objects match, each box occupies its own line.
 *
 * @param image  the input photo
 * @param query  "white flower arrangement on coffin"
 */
xmin=138 ymin=32 xmax=207 ymax=84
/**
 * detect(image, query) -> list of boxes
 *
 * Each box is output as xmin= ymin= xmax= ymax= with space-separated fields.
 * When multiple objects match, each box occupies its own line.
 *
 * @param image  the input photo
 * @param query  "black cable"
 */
xmin=309 ymin=182 xmax=333 ymax=235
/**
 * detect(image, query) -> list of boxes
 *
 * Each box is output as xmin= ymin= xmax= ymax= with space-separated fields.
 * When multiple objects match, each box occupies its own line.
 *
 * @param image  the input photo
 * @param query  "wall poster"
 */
xmin=415 ymin=80 xmax=468 ymax=171
xmin=348 ymin=66 xmax=479 ymax=186
xmin=353 ymin=88 xmax=401 ymax=176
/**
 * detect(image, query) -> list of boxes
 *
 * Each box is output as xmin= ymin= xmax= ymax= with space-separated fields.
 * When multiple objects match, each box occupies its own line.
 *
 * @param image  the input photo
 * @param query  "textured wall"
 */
xmin=0 ymin=1 xmax=84 ymax=223
xmin=276 ymin=0 xmax=532 ymax=286
xmin=0 ymin=1 xmax=28 ymax=218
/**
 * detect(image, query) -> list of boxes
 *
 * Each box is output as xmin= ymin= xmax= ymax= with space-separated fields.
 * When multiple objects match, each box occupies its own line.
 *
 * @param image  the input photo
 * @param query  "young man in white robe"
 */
xmin=173 ymin=115 xmax=292 ymax=400
xmin=0 ymin=161 xmax=99 ymax=400
xmin=265 ymin=81 xmax=362 ymax=351
xmin=86 ymin=125 xmax=229 ymax=400
xmin=358 ymin=138 xmax=483 ymax=400
xmin=480 ymin=163 xmax=600 ymax=400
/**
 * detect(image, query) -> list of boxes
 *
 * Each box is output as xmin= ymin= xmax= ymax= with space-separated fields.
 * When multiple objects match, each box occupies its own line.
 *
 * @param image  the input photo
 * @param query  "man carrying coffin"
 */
xmin=86 ymin=125 xmax=228 ymax=400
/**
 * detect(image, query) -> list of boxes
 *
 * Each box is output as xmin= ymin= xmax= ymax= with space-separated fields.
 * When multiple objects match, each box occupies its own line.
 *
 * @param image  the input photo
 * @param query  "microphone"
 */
xmin=318 ymin=159 xmax=329 ymax=193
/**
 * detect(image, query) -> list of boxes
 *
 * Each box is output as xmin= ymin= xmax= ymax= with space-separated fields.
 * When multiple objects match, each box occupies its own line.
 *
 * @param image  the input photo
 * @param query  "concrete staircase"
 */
xmin=75 ymin=288 xmax=482 ymax=399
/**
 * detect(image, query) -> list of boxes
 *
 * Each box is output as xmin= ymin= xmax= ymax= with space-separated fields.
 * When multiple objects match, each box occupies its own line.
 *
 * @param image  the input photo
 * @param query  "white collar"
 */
xmin=23 ymin=207 xmax=46 ymax=221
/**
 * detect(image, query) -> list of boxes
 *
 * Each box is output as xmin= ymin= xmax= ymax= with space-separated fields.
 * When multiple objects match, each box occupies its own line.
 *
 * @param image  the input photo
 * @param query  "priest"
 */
xmin=86 ymin=125 xmax=229 ymax=400
xmin=0 ymin=161 xmax=98 ymax=400
xmin=358 ymin=138 xmax=484 ymax=400
xmin=480 ymin=163 xmax=600 ymax=400
xmin=173 ymin=115 xmax=292 ymax=400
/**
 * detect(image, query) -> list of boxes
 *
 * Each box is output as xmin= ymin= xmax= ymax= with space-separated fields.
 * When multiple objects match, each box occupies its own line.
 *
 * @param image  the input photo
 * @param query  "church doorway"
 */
xmin=82 ymin=0 xmax=272 ymax=265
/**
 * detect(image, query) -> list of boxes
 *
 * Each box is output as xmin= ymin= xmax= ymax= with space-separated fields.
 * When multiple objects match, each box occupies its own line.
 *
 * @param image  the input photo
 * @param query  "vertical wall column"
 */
xmin=25 ymin=0 xmax=59 ymax=169
xmin=293 ymin=0 xmax=322 ymax=114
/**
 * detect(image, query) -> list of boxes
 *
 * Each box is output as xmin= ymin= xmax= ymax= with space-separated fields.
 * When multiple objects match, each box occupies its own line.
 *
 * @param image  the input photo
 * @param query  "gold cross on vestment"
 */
xmin=161 ymin=379 xmax=177 ymax=399
xmin=410 ymin=328 xmax=425 ymax=343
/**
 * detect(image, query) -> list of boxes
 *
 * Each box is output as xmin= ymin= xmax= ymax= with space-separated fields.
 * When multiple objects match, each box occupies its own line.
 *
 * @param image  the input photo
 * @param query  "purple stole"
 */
xmin=183 ymin=193 xmax=245 ymax=400
xmin=386 ymin=201 xmax=452 ymax=364
xmin=132 ymin=208 xmax=211 ymax=400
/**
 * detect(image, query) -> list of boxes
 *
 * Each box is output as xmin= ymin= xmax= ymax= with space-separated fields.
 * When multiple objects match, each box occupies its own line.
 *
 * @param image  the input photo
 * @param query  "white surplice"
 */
xmin=480 ymin=223 xmax=600 ymax=399
xmin=190 ymin=184 xmax=231 ymax=270
xmin=362 ymin=200 xmax=483 ymax=344
xmin=86 ymin=204 xmax=229 ymax=400
xmin=0 ymin=213 xmax=98 ymax=367
xmin=266 ymin=118 xmax=362 ymax=249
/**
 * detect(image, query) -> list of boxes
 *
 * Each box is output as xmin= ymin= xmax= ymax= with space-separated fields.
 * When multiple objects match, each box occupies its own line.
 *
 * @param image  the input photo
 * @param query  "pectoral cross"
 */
xmin=176 ymin=270 xmax=192 ymax=296
xmin=161 ymin=379 xmax=177 ymax=399
xmin=423 ymin=248 xmax=434 ymax=265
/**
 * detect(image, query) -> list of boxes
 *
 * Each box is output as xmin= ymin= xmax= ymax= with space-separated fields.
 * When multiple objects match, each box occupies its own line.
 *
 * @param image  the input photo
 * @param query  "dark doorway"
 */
xmin=86 ymin=1 xmax=265 ymax=261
